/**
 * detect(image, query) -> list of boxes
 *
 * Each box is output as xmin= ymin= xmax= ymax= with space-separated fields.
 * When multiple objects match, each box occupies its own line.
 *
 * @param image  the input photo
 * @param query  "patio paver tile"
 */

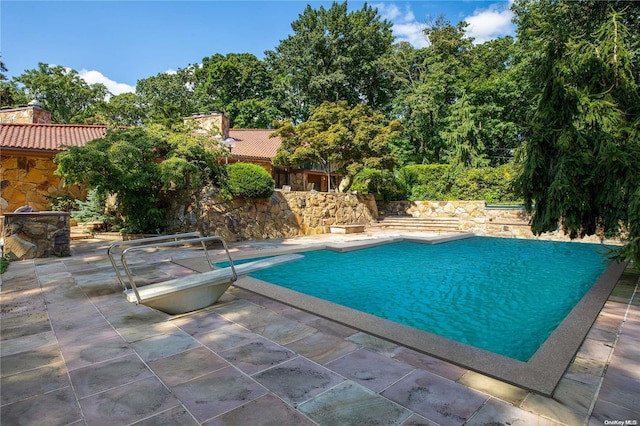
xmin=130 ymin=406 xmax=199 ymax=426
xmin=205 ymin=393 xmax=315 ymax=426
xmin=0 ymin=343 xmax=63 ymax=377
xmin=588 ymin=398 xmax=640 ymax=426
xmin=0 ymin=386 xmax=83 ymax=426
xmin=69 ymin=354 xmax=154 ymax=398
xmin=130 ymin=328 xmax=201 ymax=362
xmin=170 ymin=310 xmax=234 ymax=335
xmin=0 ymin=362 xmax=70 ymax=405
xmin=170 ymin=366 xmax=268 ymax=422
xmin=195 ymin=324 xmax=261 ymax=353
xmin=147 ymin=346 xmax=229 ymax=387
xmin=286 ymin=330 xmax=360 ymax=365
xmin=252 ymin=356 xmax=345 ymax=405
xmin=457 ymin=371 xmax=529 ymax=406
xmin=0 ymin=330 xmax=57 ymax=357
xmin=381 ymin=369 xmax=488 ymax=426
xmin=298 ymin=380 xmax=413 ymax=426
xmin=325 ymin=348 xmax=415 ymax=393
xmin=219 ymin=337 xmax=297 ymax=375
xmin=79 ymin=375 xmax=181 ymax=426
xmin=465 ymin=397 xmax=559 ymax=426
xmin=597 ymin=370 xmax=640 ymax=412
xmin=393 ymin=348 xmax=468 ymax=382
xmin=61 ymin=335 xmax=134 ymax=371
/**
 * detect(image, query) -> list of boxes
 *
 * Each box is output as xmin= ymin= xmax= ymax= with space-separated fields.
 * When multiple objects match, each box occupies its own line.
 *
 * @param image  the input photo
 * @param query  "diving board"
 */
xmin=108 ymin=234 xmax=302 ymax=315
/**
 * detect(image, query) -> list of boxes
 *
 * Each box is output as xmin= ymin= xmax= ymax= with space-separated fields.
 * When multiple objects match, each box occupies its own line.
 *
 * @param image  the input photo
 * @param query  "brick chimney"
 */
xmin=183 ymin=112 xmax=229 ymax=139
xmin=0 ymin=100 xmax=52 ymax=124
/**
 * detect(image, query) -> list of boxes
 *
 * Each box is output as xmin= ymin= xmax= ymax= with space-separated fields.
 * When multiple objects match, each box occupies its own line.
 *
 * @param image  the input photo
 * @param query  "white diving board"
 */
xmin=108 ymin=234 xmax=302 ymax=315
xmin=123 ymin=254 xmax=302 ymax=314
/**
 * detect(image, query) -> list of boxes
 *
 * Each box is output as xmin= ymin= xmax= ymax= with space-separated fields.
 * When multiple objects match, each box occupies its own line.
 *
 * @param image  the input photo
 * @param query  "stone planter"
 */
xmin=2 ymin=211 xmax=70 ymax=259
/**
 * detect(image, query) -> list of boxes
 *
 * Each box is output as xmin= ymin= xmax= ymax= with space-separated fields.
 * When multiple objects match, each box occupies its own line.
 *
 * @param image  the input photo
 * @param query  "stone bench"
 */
xmin=329 ymin=224 xmax=366 ymax=234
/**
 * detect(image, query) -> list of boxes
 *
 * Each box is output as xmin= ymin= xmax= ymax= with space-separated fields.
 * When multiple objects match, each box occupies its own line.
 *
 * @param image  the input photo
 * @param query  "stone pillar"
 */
xmin=2 ymin=212 xmax=70 ymax=259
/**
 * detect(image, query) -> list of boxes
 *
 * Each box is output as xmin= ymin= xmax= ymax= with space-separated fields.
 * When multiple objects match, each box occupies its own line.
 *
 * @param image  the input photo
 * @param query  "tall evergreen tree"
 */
xmin=514 ymin=0 xmax=640 ymax=262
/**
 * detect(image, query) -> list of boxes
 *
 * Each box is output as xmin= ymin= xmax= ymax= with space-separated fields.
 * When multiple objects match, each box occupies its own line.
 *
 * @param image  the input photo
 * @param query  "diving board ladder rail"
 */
xmin=110 ymin=234 xmax=237 ymax=305
xmin=107 ymin=232 xmax=202 ymax=291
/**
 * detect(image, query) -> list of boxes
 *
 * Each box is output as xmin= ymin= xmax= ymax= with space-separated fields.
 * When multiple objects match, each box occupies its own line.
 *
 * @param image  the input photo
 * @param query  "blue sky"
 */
xmin=2 ymin=1 xmax=515 ymax=95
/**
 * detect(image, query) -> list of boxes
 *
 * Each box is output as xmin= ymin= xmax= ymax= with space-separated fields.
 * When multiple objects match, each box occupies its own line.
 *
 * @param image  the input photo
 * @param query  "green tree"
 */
xmin=386 ymin=19 xmax=474 ymax=164
xmin=441 ymin=95 xmax=488 ymax=167
xmin=193 ymin=53 xmax=276 ymax=126
xmin=13 ymin=63 xmax=108 ymax=123
xmin=136 ymin=67 xmax=197 ymax=125
xmin=266 ymin=1 xmax=395 ymax=121
xmin=513 ymin=1 xmax=640 ymax=262
xmin=0 ymin=57 xmax=26 ymax=107
xmin=272 ymin=101 xmax=402 ymax=190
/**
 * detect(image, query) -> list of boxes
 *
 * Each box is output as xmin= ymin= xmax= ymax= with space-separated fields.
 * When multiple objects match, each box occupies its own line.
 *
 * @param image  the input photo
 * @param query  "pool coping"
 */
xmin=223 ymin=234 xmax=627 ymax=396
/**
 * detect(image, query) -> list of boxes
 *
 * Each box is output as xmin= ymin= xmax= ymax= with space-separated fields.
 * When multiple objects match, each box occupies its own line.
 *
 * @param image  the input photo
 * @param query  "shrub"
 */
xmin=351 ymin=168 xmax=406 ymax=201
xmin=450 ymin=164 xmax=517 ymax=203
xmin=398 ymin=164 xmax=452 ymax=201
xmin=226 ymin=163 xmax=275 ymax=198
xmin=47 ymin=194 xmax=79 ymax=212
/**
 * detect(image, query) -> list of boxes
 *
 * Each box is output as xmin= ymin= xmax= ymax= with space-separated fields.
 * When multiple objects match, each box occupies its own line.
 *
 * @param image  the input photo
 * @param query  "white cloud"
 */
xmin=463 ymin=3 xmax=515 ymax=44
xmin=374 ymin=3 xmax=429 ymax=48
xmin=78 ymin=69 xmax=136 ymax=96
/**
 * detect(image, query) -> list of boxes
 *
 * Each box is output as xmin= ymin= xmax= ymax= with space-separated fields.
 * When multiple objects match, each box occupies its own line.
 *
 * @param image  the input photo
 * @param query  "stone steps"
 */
xmin=371 ymin=215 xmax=460 ymax=232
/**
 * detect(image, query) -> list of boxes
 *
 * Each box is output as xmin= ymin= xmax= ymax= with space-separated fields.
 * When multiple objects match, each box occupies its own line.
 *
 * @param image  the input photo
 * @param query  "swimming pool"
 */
xmin=221 ymin=235 xmax=626 ymax=395
xmin=240 ymin=237 xmax=610 ymax=361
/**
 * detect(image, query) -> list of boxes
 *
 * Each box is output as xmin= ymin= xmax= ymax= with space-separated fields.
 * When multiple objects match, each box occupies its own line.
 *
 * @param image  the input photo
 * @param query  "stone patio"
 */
xmin=1 ymin=232 xmax=638 ymax=425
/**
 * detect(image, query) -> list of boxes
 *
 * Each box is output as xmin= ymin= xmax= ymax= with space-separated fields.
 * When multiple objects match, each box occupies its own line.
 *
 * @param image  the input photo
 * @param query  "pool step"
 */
xmin=371 ymin=215 xmax=460 ymax=233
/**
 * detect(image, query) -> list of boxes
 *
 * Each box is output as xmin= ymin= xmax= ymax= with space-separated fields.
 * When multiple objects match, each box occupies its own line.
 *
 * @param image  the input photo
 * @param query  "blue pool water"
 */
xmin=232 ymin=237 xmax=611 ymax=361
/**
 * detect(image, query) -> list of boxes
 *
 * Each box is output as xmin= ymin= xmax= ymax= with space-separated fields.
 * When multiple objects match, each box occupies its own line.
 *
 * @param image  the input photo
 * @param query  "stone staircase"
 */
xmin=370 ymin=214 xmax=460 ymax=233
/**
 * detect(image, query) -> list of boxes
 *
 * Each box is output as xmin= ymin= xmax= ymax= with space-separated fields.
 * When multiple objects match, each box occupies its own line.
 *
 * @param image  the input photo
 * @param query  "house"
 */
xmin=186 ymin=112 xmax=340 ymax=192
xmin=0 ymin=103 xmax=104 ymax=213
xmin=1 ymin=107 xmax=340 ymax=214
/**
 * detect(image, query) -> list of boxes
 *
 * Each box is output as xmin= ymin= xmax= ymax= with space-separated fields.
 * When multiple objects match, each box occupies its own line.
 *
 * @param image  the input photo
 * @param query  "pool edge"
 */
xmin=229 ymin=235 xmax=626 ymax=396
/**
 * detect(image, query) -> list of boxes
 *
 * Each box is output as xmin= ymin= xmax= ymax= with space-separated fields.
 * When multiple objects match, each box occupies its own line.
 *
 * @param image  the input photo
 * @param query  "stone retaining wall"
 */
xmin=2 ymin=212 xmax=71 ymax=259
xmin=0 ymin=154 xmax=86 ymax=214
xmin=163 ymin=189 xmax=378 ymax=242
xmin=381 ymin=200 xmax=613 ymax=243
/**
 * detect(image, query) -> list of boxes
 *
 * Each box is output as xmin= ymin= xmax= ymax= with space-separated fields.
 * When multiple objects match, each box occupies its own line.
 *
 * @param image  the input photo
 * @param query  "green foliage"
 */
xmin=70 ymin=189 xmax=109 ymax=222
xmin=13 ymin=63 xmax=109 ymax=123
xmin=350 ymin=168 xmax=405 ymax=201
xmin=513 ymin=2 xmax=640 ymax=263
xmin=47 ymin=194 xmax=79 ymax=212
xmin=225 ymin=163 xmax=275 ymax=199
xmin=273 ymin=101 xmax=402 ymax=180
xmin=0 ymin=253 xmax=9 ymax=275
xmin=450 ymin=164 xmax=516 ymax=203
xmin=265 ymin=1 xmax=395 ymax=121
xmin=398 ymin=164 xmax=451 ymax=200
xmin=396 ymin=163 xmax=518 ymax=202
xmin=136 ymin=68 xmax=197 ymax=125
xmin=55 ymin=126 xmax=227 ymax=233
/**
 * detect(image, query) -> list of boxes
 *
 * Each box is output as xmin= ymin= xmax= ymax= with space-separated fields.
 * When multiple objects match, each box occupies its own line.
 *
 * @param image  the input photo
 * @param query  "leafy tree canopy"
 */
xmin=272 ymin=101 xmax=403 ymax=186
xmin=13 ymin=63 xmax=109 ymax=123
xmin=266 ymin=1 xmax=395 ymax=121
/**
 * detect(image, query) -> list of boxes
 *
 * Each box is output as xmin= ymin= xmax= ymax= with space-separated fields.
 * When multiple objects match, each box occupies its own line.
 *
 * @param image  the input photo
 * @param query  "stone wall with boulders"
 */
xmin=380 ymin=200 xmax=615 ymax=243
xmin=163 ymin=189 xmax=378 ymax=242
xmin=2 ymin=212 xmax=71 ymax=259
xmin=0 ymin=154 xmax=85 ymax=214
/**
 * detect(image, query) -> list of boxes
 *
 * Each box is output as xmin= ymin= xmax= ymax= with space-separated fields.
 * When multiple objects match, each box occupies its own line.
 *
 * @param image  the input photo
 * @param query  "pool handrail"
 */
xmin=118 ymin=235 xmax=237 ymax=305
xmin=107 ymin=232 xmax=202 ymax=290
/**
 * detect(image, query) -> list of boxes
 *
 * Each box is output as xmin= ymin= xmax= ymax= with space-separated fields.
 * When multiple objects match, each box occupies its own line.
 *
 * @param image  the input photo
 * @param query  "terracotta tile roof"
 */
xmin=0 ymin=123 xmax=282 ymax=161
xmin=227 ymin=129 xmax=281 ymax=160
xmin=0 ymin=123 xmax=107 ymax=152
